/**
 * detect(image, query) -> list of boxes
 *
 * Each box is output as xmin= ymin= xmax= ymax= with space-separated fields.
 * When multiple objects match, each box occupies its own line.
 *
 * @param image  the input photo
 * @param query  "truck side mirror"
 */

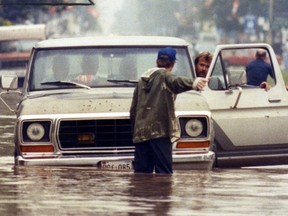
xmin=1 ymin=75 xmax=18 ymax=90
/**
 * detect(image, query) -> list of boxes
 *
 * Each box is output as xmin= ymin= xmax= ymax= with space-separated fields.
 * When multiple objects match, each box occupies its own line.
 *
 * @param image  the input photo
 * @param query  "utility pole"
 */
xmin=268 ymin=0 xmax=273 ymax=44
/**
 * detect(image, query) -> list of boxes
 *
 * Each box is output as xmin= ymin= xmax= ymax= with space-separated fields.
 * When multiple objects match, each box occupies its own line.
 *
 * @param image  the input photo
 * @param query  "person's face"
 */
xmin=195 ymin=57 xmax=211 ymax=78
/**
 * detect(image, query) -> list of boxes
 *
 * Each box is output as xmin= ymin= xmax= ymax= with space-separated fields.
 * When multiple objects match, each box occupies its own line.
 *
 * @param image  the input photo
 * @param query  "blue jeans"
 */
xmin=133 ymin=137 xmax=173 ymax=174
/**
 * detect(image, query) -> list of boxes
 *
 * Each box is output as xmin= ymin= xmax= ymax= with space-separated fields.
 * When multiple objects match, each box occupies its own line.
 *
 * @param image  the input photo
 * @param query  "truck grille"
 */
xmin=58 ymin=119 xmax=134 ymax=150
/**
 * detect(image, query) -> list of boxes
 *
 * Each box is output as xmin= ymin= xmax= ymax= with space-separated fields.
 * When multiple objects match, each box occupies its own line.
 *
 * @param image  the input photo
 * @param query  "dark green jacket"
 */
xmin=130 ymin=67 xmax=201 ymax=143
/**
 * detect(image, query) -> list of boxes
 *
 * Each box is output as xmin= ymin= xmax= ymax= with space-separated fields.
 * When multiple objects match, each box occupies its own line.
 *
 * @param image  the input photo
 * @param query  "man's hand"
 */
xmin=259 ymin=81 xmax=271 ymax=91
xmin=197 ymin=78 xmax=209 ymax=90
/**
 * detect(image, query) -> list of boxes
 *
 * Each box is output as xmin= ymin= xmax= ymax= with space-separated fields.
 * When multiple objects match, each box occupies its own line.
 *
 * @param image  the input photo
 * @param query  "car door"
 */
xmin=201 ymin=44 xmax=288 ymax=167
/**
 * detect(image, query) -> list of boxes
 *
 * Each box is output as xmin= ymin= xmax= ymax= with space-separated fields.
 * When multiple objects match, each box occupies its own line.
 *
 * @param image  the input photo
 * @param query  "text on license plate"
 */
xmin=99 ymin=160 xmax=132 ymax=170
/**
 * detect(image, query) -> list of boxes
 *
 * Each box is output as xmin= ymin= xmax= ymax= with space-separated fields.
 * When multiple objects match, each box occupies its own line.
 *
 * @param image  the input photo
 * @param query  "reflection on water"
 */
xmin=0 ymin=116 xmax=15 ymax=157
xmin=1 ymin=159 xmax=288 ymax=215
xmin=1 ymin=116 xmax=288 ymax=215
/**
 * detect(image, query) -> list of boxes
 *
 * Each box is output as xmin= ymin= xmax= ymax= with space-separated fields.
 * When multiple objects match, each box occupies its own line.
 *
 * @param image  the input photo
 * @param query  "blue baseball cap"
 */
xmin=157 ymin=47 xmax=176 ymax=61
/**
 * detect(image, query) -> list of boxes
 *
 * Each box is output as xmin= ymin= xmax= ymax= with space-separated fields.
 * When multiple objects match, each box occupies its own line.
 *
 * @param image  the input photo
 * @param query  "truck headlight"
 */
xmin=185 ymin=119 xmax=203 ymax=137
xmin=27 ymin=123 xmax=45 ymax=141
xmin=179 ymin=117 xmax=208 ymax=138
xmin=22 ymin=121 xmax=51 ymax=142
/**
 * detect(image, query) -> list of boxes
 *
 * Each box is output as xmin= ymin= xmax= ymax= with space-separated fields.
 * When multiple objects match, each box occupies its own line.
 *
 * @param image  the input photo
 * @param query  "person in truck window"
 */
xmin=52 ymin=56 xmax=70 ymax=81
xmin=130 ymin=47 xmax=208 ymax=174
xmin=75 ymin=55 xmax=99 ymax=85
xmin=119 ymin=56 xmax=137 ymax=80
xmin=246 ymin=49 xmax=274 ymax=91
xmin=194 ymin=51 xmax=213 ymax=78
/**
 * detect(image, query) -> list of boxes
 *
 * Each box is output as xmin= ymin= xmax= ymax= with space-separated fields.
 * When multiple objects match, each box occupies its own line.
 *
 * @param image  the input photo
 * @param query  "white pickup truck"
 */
xmin=1 ymin=38 xmax=287 ymax=169
xmin=202 ymin=43 xmax=288 ymax=167
xmin=0 ymin=36 xmax=215 ymax=170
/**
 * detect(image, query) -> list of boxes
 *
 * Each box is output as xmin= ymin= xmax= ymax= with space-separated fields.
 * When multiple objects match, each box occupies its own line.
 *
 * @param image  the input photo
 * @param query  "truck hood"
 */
xmin=17 ymin=88 xmax=210 ymax=115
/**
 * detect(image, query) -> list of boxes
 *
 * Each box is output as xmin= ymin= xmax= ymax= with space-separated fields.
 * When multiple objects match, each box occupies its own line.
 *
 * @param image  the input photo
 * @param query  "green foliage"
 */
xmin=0 ymin=17 xmax=12 ymax=26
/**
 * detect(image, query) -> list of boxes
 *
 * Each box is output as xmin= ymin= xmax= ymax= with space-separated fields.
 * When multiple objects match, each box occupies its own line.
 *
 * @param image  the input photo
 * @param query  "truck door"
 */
xmin=201 ymin=45 xmax=288 ymax=165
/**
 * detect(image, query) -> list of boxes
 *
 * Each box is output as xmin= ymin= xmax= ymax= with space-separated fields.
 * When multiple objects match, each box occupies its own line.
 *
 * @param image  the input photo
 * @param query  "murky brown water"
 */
xmin=1 ymin=116 xmax=288 ymax=216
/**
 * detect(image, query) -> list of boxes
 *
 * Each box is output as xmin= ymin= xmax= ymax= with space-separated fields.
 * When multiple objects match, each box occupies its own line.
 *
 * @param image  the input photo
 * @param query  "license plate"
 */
xmin=99 ymin=160 xmax=132 ymax=170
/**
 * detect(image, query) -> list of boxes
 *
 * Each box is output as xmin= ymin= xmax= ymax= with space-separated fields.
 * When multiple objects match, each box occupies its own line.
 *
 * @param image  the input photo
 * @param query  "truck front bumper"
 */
xmin=16 ymin=151 xmax=215 ymax=170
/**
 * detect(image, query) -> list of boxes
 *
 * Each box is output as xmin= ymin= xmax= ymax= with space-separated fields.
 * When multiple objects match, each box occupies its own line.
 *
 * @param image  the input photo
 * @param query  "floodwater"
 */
xmin=1 ymin=116 xmax=288 ymax=216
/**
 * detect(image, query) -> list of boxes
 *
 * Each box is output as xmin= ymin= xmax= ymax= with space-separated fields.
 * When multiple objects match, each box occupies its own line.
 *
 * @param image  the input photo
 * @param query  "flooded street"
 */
xmin=1 ymin=116 xmax=288 ymax=216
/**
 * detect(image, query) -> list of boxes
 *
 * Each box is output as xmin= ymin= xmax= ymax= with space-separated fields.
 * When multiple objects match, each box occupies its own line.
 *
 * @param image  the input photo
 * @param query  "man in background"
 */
xmin=246 ymin=49 xmax=274 ymax=91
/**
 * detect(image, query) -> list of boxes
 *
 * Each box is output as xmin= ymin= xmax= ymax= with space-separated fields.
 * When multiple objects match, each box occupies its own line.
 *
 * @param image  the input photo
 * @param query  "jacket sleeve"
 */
xmin=165 ymin=73 xmax=199 ymax=94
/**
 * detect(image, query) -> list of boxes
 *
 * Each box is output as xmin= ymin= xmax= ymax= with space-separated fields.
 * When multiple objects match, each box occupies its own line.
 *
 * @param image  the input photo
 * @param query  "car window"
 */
xmin=208 ymin=47 xmax=275 ymax=90
xmin=29 ymin=47 xmax=193 ymax=91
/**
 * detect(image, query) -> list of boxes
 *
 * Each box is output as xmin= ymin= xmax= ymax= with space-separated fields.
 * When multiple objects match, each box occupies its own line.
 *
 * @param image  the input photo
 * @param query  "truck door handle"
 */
xmin=231 ymin=86 xmax=242 ymax=109
xmin=268 ymin=98 xmax=281 ymax=103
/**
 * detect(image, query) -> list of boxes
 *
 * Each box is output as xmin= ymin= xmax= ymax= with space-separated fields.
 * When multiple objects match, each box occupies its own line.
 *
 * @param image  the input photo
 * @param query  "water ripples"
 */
xmin=1 ymin=116 xmax=288 ymax=215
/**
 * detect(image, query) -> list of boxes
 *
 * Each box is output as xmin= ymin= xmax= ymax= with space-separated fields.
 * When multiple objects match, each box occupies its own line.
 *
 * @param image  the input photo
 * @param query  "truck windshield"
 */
xmin=29 ymin=47 xmax=193 ymax=91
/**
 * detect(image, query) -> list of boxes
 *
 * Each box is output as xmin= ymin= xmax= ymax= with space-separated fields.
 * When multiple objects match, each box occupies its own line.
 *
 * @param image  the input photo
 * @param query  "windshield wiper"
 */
xmin=107 ymin=79 xmax=138 ymax=84
xmin=40 ymin=81 xmax=91 ymax=89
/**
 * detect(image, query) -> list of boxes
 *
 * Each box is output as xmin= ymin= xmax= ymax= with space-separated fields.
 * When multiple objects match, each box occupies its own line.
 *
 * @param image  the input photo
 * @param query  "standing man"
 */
xmin=194 ymin=51 xmax=213 ymax=78
xmin=129 ymin=47 xmax=208 ymax=174
xmin=246 ymin=49 xmax=274 ymax=91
